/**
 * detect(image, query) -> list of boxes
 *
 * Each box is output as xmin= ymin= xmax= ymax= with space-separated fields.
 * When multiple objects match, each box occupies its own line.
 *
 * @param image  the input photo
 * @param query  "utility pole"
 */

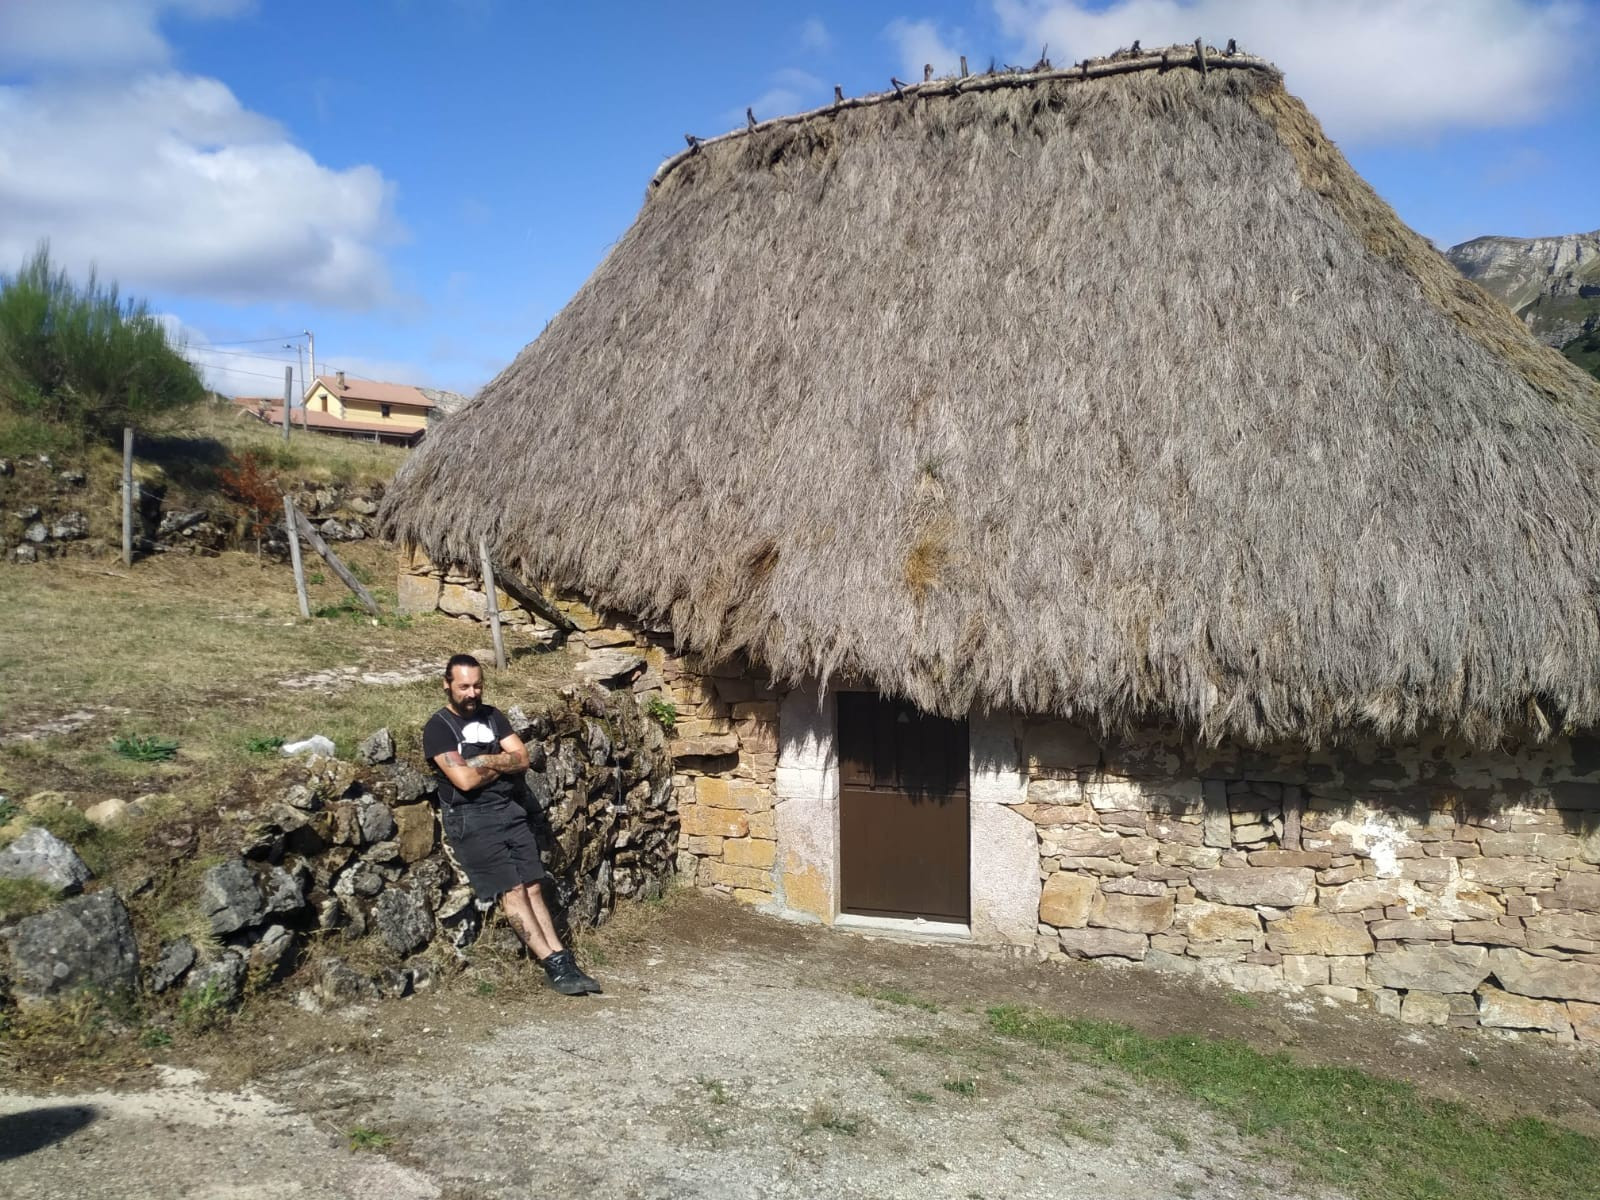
xmin=305 ymin=330 xmax=316 ymax=396
xmin=282 ymin=365 xmax=293 ymax=442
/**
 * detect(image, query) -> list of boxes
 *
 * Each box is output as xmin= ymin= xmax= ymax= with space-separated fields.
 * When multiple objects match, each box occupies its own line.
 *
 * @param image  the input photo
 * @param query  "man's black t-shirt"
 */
xmin=422 ymin=704 xmax=517 ymax=808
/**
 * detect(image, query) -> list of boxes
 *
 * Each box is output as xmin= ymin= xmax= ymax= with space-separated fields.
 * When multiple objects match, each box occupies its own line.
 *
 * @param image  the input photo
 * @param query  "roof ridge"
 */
xmin=651 ymin=41 xmax=1278 ymax=190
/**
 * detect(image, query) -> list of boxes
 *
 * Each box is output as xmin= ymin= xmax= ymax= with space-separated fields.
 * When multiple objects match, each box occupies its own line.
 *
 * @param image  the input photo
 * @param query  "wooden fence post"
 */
xmin=282 ymin=366 xmax=293 ymax=442
xmin=289 ymin=507 xmax=381 ymax=616
xmin=283 ymin=494 xmax=311 ymax=618
xmin=479 ymin=537 xmax=507 ymax=669
xmin=121 ymin=426 xmax=134 ymax=567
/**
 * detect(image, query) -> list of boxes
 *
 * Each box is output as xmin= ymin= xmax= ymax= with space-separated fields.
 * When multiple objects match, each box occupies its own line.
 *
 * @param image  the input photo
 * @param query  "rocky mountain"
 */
xmin=1445 ymin=230 xmax=1600 ymax=372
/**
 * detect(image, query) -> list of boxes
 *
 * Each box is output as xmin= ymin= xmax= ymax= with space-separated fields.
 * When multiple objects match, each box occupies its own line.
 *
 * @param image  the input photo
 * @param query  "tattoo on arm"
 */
xmin=467 ymin=751 xmax=521 ymax=771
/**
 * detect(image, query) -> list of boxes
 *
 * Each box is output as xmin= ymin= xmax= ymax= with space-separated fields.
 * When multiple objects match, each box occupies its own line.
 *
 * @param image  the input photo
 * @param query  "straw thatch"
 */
xmin=382 ymin=47 xmax=1600 ymax=746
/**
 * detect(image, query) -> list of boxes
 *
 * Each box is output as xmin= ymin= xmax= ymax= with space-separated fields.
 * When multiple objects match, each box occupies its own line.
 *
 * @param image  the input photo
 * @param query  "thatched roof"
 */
xmin=382 ymin=45 xmax=1600 ymax=746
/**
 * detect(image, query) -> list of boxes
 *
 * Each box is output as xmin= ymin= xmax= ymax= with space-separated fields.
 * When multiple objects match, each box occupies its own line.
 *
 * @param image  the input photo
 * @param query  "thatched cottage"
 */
xmin=382 ymin=46 xmax=1600 ymax=1041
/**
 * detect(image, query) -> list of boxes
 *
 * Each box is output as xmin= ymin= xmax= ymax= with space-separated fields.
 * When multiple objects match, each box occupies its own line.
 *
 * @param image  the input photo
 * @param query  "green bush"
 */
xmin=0 ymin=244 xmax=205 ymax=444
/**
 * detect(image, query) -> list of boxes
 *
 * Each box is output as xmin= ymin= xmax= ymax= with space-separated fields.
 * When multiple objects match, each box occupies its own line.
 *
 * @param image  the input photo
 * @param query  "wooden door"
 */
xmin=838 ymin=692 xmax=969 ymax=921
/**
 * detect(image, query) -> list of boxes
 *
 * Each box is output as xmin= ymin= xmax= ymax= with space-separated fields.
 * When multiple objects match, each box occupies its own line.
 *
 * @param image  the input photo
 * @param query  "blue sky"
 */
xmin=2 ymin=0 xmax=1597 ymax=399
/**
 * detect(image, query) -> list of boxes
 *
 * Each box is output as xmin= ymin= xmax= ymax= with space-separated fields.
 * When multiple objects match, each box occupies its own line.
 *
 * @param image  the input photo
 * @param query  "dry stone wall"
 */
xmin=397 ymin=556 xmax=784 ymax=909
xmin=1020 ymin=719 xmax=1600 ymax=1044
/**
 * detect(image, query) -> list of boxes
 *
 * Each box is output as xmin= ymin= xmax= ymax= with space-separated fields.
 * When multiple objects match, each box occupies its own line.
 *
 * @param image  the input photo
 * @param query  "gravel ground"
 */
xmin=3 ymin=892 xmax=1594 ymax=1200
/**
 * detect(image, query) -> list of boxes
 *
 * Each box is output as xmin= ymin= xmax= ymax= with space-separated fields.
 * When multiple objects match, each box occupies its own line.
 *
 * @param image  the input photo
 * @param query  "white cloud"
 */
xmin=991 ymin=0 xmax=1589 ymax=143
xmin=0 ymin=1 xmax=398 ymax=310
xmin=0 ymin=0 xmax=248 ymax=72
xmin=885 ymin=18 xmax=965 ymax=80
xmin=799 ymin=17 xmax=832 ymax=53
xmin=731 ymin=68 xmax=825 ymax=127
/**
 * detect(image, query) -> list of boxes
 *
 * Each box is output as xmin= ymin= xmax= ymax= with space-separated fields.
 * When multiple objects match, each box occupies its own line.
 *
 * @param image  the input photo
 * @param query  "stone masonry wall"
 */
xmin=1020 ymin=719 xmax=1600 ymax=1044
xmin=397 ymin=555 xmax=784 ymax=910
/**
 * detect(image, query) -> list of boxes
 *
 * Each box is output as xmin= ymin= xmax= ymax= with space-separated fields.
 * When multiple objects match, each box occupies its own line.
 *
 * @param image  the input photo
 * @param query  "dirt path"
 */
xmin=2 ymin=894 xmax=1595 ymax=1200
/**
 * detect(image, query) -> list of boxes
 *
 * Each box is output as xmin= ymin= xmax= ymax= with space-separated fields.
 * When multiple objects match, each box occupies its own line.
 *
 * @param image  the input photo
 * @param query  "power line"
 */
xmin=201 ymin=333 xmax=308 ymax=347
xmin=190 ymin=345 xmax=298 ymax=361
xmin=201 ymin=362 xmax=304 ymax=384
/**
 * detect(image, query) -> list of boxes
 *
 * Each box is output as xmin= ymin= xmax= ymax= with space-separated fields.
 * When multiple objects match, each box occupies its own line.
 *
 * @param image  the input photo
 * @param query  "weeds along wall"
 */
xmin=1018 ymin=719 xmax=1600 ymax=1043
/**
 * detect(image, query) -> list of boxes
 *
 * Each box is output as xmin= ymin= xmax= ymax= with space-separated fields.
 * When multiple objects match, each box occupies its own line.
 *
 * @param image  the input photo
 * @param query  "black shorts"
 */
xmin=439 ymin=798 xmax=548 ymax=902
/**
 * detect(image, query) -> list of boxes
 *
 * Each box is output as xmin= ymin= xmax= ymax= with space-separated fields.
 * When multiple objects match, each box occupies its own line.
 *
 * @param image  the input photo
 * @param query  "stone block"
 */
xmin=1476 ymin=985 xmax=1571 ymax=1033
xmin=1208 ymin=961 xmax=1280 ymax=992
xmin=1459 ymin=859 xmax=1558 ymax=889
xmin=1084 ymin=778 xmax=1145 ymax=812
xmin=732 ymin=888 xmax=770 ymax=907
xmin=1266 ymin=908 xmax=1375 ymax=956
xmin=1523 ymin=912 xmax=1600 ymax=950
xmin=1089 ymin=892 xmax=1174 ymax=934
xmin=1058 ymin=927 xmax=1148 ymax=960
xmin=1367 ymin=945 xmax=1490 ymax=992
xmin=745 ymin=810 xmax=776 ymax=839
xmin=1186 ymin=939 xmax=1252 ymax=959
xmin=1477 ymin=831 xmax=1582 ymax=860
xmin=722 ymin=838 xmax=776 ymax=869
xmin=1039 ymin=873 xmax=1096 ymax=929
xmin=1329 ymin=956 xmax=1368 ymax=987
xmin=1316 ymin=864 xmax=1363 ymax=886
xmin=1191 ymin=867 xmax=1316 ymax=907
xmin=1312 ymin=985 xmax=1361 ymax=1004
xmin=694 ymin=777 xmax=771 ymax=812
xmin=1023 ymin=803 xmax=1097 ymax=826
xmin=1553 ymin=873 xmax=1600 ymax=911
xmin=1453 ymin=919 xmax=1525 ymax=948
xmin=709 ymin=860 xmax=772 ymax=892
xmin=1570 ymin=1001 xmax=1600 ymax=1043
xmin=1101 ymin=877 xmax=1167 ymax=897
xmin=1374 ymin=988 xmax=1403 ymax=1019
xmin=1158 ymin=844 xmax=1222 ymax=869
xmin=396 ymin=572 xmax=441 ymax=614
xmin=1040 ymin=828 xmax=1124 ymax=857
xmin=1180 ymin=902 xmax=1262 ymax=942
xmin=1247 ymin=850 xmax=1333 ymax=870
xmin=1368 ymin=919 xmax=1452 ymax=941
xmin=679 ymin=805 xmax=749 ymax=839
xmin=1282 ymin=954 xmax=1331 ymax=987
xmin=671 ymin=733 xmax=740 ymax=759
xmin=1399 ymin=990 xmax=1452 ymax=1026
xmin=1320 ymin=879 xmax=1403 ymax=913
xmin=1486 ymin=948 xmax=1600 ymax=1003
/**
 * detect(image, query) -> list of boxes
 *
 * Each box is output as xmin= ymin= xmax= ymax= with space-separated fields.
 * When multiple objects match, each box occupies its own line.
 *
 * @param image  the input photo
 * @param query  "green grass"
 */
xmin=989 ymin=1006 xmax=1600 ymax=1200
xmin=0 ymin=876 xmax=57 ymax=921
xmin=695 ymin=1077 xmax=730 ymax=1105
xmin=111 ymin=733 xmax=179 ymax=762
xmin=244 ymin=734 xmax=284 ymax=755
xmin=346 ymin=1126 xmax=394 ymax=1151
xmin=941 ymin=1077 xmax=978 ymax=1097
xmin=801 ymin=1101 xmax=862 ymax=1136
xmin=644 ymin=696 xmax=677 ymax=734
xmin=177 ymin=979 xmax=233 ymax=1033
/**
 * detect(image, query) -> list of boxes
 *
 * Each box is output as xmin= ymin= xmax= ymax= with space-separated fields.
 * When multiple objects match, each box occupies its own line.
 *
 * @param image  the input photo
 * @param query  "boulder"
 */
xmin=248 ymin=924 xmax=296 ymax=982
xmin=387 ymin=761 xmax=436 ymax=806
xmin=576 ymin=650 xmax=647 ymax=688
xmin=357 ymin=728 xmax=395 ymax=766
xmin=0 ymin=826 xmax=93 ymax=895
xmin=1366 ymin=945 xmax=1490 ymax=993
xmin=1399 ymin=991 xmax=1451 ymax=1026
xmin=356 ymin=798 xmax=396 ymax=844
xmin=10 ymin=890 xmax=139 ymax=1000
xmin=200 ymin=858 xmax=265 ymax=934
xmin=1038 ymin=873 xmax=1096 ymax=928
xmin=148 ymin=937 xmax=196 ymax=993
xmin=84 ymin=798 xmax=131 ymax=828
xmin=261 ymin=865 xmax=306 ymax=916
xmin=1265 ymin=909 xmax=1375 ymax=957
xmin=1486 ymin=948 xmax=1600 ymax=1004
xmin=1191 ymin=868 xmax=1316 ymax=907
xmin=391 ymin=804 xmax=436 ymax=863
xmin=373 ymin=888 xmax=433 ymax=956
xmin=49 ymin=512 xmax=88 ymax=540
xmin=315 ymin=957 xmax=379 ymax=1004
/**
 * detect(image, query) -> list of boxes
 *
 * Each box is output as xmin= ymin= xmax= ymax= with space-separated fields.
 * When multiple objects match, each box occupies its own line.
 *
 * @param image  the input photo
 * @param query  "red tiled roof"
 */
xmin=312 ymin=375 xmax=438 ymax=409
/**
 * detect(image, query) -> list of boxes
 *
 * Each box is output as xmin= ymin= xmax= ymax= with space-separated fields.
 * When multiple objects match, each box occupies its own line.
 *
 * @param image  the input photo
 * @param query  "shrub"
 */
xmin=0 ymin=245 xmax=205 ymax=443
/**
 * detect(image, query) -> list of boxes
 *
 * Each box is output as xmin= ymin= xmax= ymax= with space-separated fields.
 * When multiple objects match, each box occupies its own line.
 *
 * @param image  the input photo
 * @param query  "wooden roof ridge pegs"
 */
xmin=746 ymin=106 xmax=757 ymax=130
xmin=959 ymin=54 xmax=968 ymax=78
xmin=891 ymin=76 xmax=906 ymax=97
xmin=833 ymin=84 xmax=844 ymax=104
xmin=1226 ymin=37 xmax=1237 ymax=55
xmin=683 ymin=133 xmax=701 ymax=150
xmin=924 ymin=63 xmax=934 ymax=82
xmin=1195 ymin=37 xmax=1208 ymax=74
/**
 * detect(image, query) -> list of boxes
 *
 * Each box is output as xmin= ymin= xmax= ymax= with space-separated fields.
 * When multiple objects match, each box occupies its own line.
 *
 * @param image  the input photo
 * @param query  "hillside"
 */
xmin=1445 ymin=230 xmax=1600 ymax=378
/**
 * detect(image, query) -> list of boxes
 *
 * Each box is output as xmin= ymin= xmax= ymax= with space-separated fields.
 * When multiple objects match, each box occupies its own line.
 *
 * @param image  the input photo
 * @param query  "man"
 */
xmin=423 ymin=653 xmax=599 ymax=996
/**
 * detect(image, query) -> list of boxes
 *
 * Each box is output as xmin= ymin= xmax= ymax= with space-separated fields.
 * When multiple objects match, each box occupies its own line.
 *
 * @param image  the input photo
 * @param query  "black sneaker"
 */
xmin=547 ymin=948 xmax=602 ymax=995
xmin=541 ymin=951 xmax=589 ymax=996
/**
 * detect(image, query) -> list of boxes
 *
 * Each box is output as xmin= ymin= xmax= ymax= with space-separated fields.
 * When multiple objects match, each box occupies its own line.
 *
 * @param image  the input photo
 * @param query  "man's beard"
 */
xmin=454 ymin=696 xmax=479 ymax=715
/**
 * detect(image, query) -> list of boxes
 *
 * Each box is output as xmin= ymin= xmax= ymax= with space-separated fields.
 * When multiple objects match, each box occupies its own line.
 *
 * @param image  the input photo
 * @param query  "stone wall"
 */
xmin=397 ymin=556 xmax=784 ymax=910
xmin=1017 ymin=719 xmax=1600 ymax=1043
xmin=2 ymin=684 xmax=676 ymax=1011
